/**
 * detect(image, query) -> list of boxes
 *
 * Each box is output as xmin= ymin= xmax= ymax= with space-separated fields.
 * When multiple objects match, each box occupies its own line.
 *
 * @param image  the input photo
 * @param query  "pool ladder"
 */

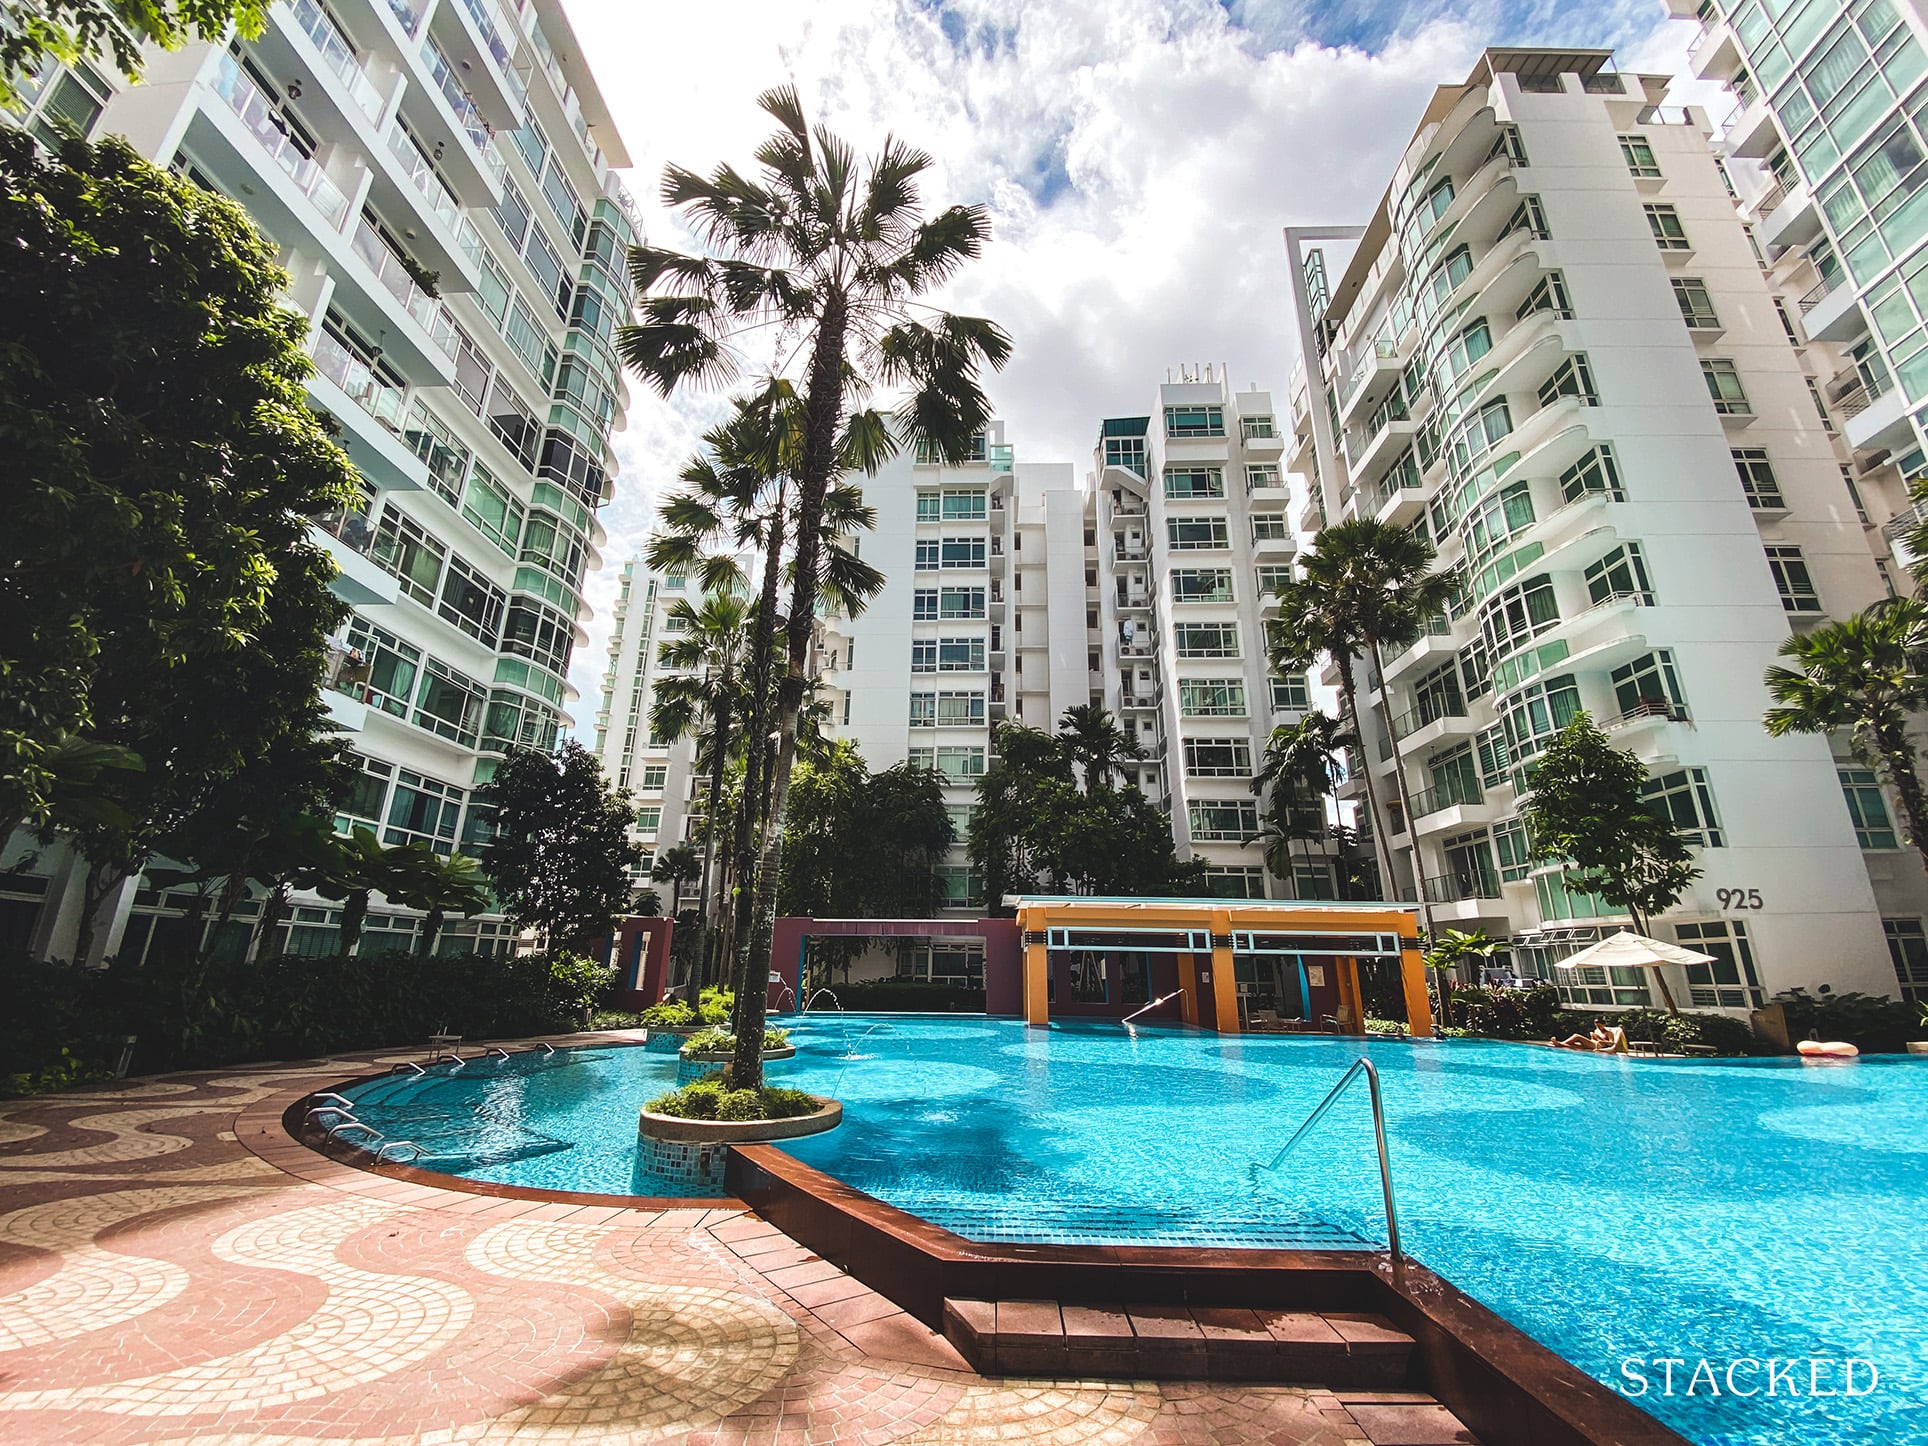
xmin=1265 ymin=1057 xmax=1402 ymax=1273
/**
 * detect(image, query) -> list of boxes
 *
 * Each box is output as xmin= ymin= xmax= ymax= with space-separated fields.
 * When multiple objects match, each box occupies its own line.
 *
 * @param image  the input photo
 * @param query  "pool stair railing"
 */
xmin=1120 ymin=988 xmax=1184 ymax=1025
xmin=1260 ymin=1056 xmax=1402 ymax=1272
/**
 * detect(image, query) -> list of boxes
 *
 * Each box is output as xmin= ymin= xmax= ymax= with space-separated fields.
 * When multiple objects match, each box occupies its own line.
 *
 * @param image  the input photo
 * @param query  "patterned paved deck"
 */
xmin=0 ymin=1033 xmax=1456 ymax=1445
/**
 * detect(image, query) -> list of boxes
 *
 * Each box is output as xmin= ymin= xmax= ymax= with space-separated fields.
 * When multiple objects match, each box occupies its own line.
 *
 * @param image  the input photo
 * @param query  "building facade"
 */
xmin=1283 ymin=47 xmax=1927 ymax=1010
xmin=596 ymin=375 xmax=1329 ymax=988
xmin=3 ymin=0 xmax=634 ymax=961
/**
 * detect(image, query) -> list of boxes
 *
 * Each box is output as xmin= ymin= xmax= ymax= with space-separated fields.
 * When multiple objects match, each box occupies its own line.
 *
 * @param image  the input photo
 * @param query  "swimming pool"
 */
xmin=340 ymin=1015 xmax=1928 ymax=1446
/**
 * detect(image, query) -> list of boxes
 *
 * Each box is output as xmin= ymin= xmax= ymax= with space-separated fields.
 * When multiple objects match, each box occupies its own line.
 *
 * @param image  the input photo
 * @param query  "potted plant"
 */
xmin=1911 ymin=1002 xmax=1928 ymax=1055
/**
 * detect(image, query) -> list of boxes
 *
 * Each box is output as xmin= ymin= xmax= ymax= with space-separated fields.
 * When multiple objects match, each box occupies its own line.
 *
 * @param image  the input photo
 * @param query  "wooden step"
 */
xmin=942 ymin=1298 xmax=1414 ymax=1385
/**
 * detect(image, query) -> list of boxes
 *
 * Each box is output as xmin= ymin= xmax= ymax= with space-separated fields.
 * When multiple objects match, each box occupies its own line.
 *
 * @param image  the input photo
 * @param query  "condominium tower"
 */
xmin=3 ymin=0 xmax=633 ymax=961
xmin=594 ymin=375 xmax=1319 ymax=962
xmin=1284 ymin=47 xmax=1926 ymax=1009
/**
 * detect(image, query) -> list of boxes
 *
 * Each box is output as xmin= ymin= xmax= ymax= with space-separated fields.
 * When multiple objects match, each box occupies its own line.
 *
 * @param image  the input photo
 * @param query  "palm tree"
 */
xmin=1765 ymin=596 xmax=1928 ymax=873
xmin=1424 ymin=928 xmax=1502 ymax=1029
xmin=651 ymin=843 xmax=702 ymax=918
xmin=384 ymin=845 xmax=490 ymax=954
xmin=1058 ymin=704 xmax=1142 ymax=794
xmin=621 ymin=86 xmax=1011 ymax=1089
xmin=650 ymin=591 xmax=753 ymax=985
xmin=1273 ymin=520 xmax=1456 ymax=939
xmin=1250 ymin=710 xmax=1354 ymax=893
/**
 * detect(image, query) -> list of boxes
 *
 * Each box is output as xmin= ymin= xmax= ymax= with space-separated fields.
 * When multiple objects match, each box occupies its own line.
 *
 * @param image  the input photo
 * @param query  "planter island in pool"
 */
xmin=636 ymin=1093 xmax=841 ymax=1188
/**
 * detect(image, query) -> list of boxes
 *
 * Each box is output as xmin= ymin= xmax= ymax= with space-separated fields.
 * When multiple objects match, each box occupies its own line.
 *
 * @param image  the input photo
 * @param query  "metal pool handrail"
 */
xmin=1121 ymin=988 xmax=1184 ymax=1024
xmin=1265 ymin=1056 xmax=1402 ymax=1270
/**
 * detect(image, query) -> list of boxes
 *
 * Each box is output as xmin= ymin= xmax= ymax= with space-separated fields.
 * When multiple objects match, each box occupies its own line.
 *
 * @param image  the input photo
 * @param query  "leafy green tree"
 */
xmin=621 ymin=86 xmax=1010 ymax=1088
xmin=1250 ymin=709 xmax=1354 ymax=894
xmin=969 ymin=720 xmax=1201 ymax=904
xmin=1270 ymin=520 xmax=1456 ymax=936
xmin=1 ymin=132 xmax=356 ymax=939
xmin=477 ymin=740 xmax=644 ymax=952
xmin=1764 ymin=597 xmax=1928 ymax=873
xmin=375 ymin=844 xmax=490 ymax=955
xmin=1520 ymin=712 xmax=1701 ymax=1012
xmin=1 ymin=1 xmax=266 ymax=108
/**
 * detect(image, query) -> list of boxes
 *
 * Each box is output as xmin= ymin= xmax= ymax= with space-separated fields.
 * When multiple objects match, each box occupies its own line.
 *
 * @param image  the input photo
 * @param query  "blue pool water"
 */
xmin=341 ymin=1016 xmax=1928 ymax=1446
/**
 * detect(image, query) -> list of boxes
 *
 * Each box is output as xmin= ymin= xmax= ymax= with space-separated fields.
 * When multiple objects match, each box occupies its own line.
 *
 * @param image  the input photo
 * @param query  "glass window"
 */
xmin=1174 ymin=622 xmax=1240 ymax=658
xmin=639 ymin=765 xmax=668 ymax=791
xmin=501 ymin=598 xmax=573 ymax=676
xmin=461 ymin=463 xmax=523 ymax=556
xmin=1645 ymin=203 xmax=1690 ymax=249
xmin=1204 ymin=865 xmax=1268 ymax=899
xmin=372 ymin=509 xmax=446 ymax=605
xmin=494 ymin=174 xmax=532 ymax=249
xmin=1517 ymin=272 xmax=1573 ymax=320
xmin=1840 ymin=767 xmax=1898 ymax=847
xmin=1247 ymin=463 xmax=1283 ymax=491
xmin=1585 ymin=543 xmax=1655 ymax=606
xmin=384 ymin=768 xmax=463 ymax=851
xmin=403 ymin=402 xmax=471 ymax=507
xmin=486 ymin=376 xmax=540 ymax=466
xmin=1257 ymin=564 xmax=1293 ymax=596
xmin=412 ymin=660 xmax=486 ymax=746
xmin=1507 ymin=194 xmax=1549 ymax=240
xmin=1643 ymin=766 xmax=1723 ymax=847
xmin=1538 ymin=353 xmax=1600 ymax=407
xmin=1165 ymin=405 xmax=1225 ymax=438
xmin=1672 ymin=277 xmax=1721 ymax=329
xmin=1104 ymin=437 xmax=1148 ymax=476
xmin=1701 ymin=358 xmax=1752 ymax=414
xmin=1178 ymin=679 xmax=1247 ymax=716
xmin=1479 ymin=574 xmax=1560 ymax=660
xmin=1171 ymin=569 xmax=1234 ymax=603
xmin=1272 ymin=675 xmax=1310 ymax=710
xmin=540 ymin=158 xmax=587 ymax=246
xmin=1184 ymin=738 xmax=1252 ymax=776
xmin=1619 ymin=133 xmax=1661 ymax=178
xmin=1559 ymin=444 xmax=1625 ymax=502
xmin=1168 ymin=516 xmax=1230 ymax=549
xmin=1766 ymin=544 xmax=1822 ymax=612
xmin=335 ymin=753 xmax=392 ymax=832
xmin=436 ymin=554 xmax=505 ymax=643
xmin=1501 ymin=673 xmax=1581 ymax=766
xmin=1252 ymin=513 xmax=1290 ymax=541
xmin=1883 ymin=918 xmax=1928 ymax=1000
xmin=938 ymin=636 xmax=985 ymax=671
xmin=940 ymin=536 xmax=986 ymax=568
xmin=1732 ymin=448 xmax=1786 ymax=508
xmin=1675 ymin=920 xmax=1762 ymax=1009
xmin=1189 ymin=799 xmax=1258 ymax=840
xmin=1611 ymin=650 xmax=1688 ymax=721
xmin=1164 ymin=467 xmax=1225 ymax=499
xmin=1241 ymin=414 xmax=1277 ymax=439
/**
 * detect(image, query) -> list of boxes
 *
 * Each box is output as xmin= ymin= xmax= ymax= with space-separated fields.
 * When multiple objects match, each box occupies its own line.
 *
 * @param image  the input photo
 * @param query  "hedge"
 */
xmin=1 ymin=950 xmax=608 ymax=1095
xmin=811 ymin=980 xmax=986 ymax=1012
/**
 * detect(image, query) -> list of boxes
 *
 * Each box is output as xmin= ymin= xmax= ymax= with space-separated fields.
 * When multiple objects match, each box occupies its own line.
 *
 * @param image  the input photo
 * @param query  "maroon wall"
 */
xmin=768 ymin=917 xmax=1024 ymax=1014
xmin=605 ymin=916 xmax=674 ymax=1009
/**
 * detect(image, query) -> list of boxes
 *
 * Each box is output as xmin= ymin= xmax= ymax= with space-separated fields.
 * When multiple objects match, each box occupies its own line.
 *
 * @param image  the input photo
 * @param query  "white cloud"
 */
xmin=554 ymin=0 xmax=1688 ymax=716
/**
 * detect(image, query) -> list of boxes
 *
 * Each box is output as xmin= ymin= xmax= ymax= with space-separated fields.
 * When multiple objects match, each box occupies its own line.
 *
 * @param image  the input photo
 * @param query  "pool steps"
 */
xmin=942 ymin=1297 xmax=1413 ymax=1385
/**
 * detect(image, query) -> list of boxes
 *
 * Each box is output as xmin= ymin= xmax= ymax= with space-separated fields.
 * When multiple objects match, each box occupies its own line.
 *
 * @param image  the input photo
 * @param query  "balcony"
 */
xmin=1760 ymin=180 xmax=1823 ymax=251
xmin=282 ymin=0 xmax=388 ymax=128
xmin=378 ymin=121 xmax=486 ymax=286
xmin=1421 ymin=872 xmax=1503 ymax=907
xmin=310 ymin=513 xmax=400 ymax=608
xmin=1799 ymin=271 xmax=1866 ymax=343
xmin=1336 ymin=338 xmax=1403 ymax=427
xmin=1686 ymin=15 xmax=1740 ymax=81
xmin=410 ymin=32 xmax=509 ymax=200
xmin=1347 ymin=414 xmax=1418 ymax=492
xmin=337 ymin=215 xmax=460 ymax=383
xmin=432 ymin=0 xmax=528 ymax=132
xmin=1409 ymin=776 xmax=1501 ymax=832
xmin=1840 ymin=375 xmax=1914 ymax=456
xmin=1390 ymin=698 xmax=1474 ymax=754
xmin=307 ymin=331 xmax=431 ymax=492
xmin=1604 ymin=697 xmax=1693 ymax=735
xmin=1721 ymin=88 xmax=1779 ymax=160
xmin=200 ymin=49 xmax=352 ymax=236
xmin=1252 ymin=531 xmax=1296 ymax=559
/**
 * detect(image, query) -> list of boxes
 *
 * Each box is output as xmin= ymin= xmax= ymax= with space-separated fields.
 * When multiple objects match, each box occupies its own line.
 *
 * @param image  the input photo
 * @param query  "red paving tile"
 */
xmin=0 ymin=1037 xmax=1470 ymax=1445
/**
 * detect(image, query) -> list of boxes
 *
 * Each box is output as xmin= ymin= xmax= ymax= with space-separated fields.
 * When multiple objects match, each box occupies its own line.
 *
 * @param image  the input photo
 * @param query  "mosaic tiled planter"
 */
xmin=675 ymin=1043 xmax=796 ymax=1086
xmin=635 ymin=1095 xmax=841 ymax=1189
xmin=643 ymin=1025 xmax=705 ymax=1054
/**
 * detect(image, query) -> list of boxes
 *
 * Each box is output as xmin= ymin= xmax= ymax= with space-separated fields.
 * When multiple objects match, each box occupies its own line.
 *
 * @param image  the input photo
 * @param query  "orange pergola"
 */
xmin=1011 ymin=896 xmax=1431 ymax=1037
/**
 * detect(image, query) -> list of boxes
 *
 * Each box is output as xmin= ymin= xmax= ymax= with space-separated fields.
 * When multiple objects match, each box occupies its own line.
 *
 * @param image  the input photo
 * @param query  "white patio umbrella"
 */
xmin=1555 ymin=931 xmax=1714 ymax=1015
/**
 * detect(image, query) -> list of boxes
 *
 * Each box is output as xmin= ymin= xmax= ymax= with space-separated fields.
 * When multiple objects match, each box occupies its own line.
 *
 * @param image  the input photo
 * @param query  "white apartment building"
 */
xmin=1669 ymin=0 xmax=1928 ymax=562
xmin=3 ymin=0 xmax=634 ymax=962
xmin=1283 ymin=46 xmax=1928 ymax=1011
xmin=597 ymin=377 xmax=1331 ymax=970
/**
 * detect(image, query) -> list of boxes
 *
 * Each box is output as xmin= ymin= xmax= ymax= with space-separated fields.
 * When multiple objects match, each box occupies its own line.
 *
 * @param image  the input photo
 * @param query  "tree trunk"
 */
xmin=422 ymin=906 xmax=445 ymax=955
xmin=1874 ymin=716 xmax=1928 ymax=878
xmin=722 ymin=487 xmax=789 ymax=1015
xmin=731 ymin=295 xmax=849 ymax=1093
xmin=692 ymin=689 xmax=733 ymax=992
xmin=72 ymin=859 xmax=127 ymax=967
xmin=340 ymin=889 xmax=369 ymax=955
xmin=1333 ymin=657 xmax=1396 ymax=900
xmin=249 ymin=880 xmax=290 ymax=961
xmin=1367 ymin=638 xmax=1438 ymax=948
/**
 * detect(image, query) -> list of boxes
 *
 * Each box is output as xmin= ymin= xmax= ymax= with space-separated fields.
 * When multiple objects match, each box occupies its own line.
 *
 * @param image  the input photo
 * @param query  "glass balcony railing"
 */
xmin=1410 ymin=774 xmax=1483 ymax=819
xmin=311 ymin=330 xmax=409 ymax=432
xmin=385 ymin=120 xmax=462 ymax=235
xmin=288 ymin=0 xmax=385 ymax=125
xmin=350 ymin=215 xmax=458 ymax=357
xmin=385 ymin=0 xmax=423 ymax=38
xmin=419 ymin=37 xmax=507 ymax=185
xmin=457 ymin=0 xmax=517 ymax=74
xmin=208 ymin=50 xmax=349 ymax=232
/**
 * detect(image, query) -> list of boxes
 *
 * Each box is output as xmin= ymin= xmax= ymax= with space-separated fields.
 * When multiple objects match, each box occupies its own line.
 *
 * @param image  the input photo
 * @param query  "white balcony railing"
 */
xmin=288 ymin=0 xmax=385 ymax=125
xmin=312 ymin=329 xmax=410 ymax=432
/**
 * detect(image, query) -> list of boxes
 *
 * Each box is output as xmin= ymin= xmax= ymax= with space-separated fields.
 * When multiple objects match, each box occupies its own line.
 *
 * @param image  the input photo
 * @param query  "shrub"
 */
xmin=1364 ymin=1017 xmax=1408 ymax=1035
xmin=1772 ymin=988 xmax=1917 ymax=1054
xmin=679 ymin=1025 xmax=789 ymax=1055
xmin=644 ymin=1078 xmax=819 ymax=1121
xmin=1449 ymin=984 xmax=1562 ymax=1040
xmin=0 ymin=948 xmax=608 ymax=1092
xmin=637 ymin=999 xmax=697 ymax=1028
xmin=819 ymin=981 xmax=984 ymax=1012
xmin=1546 ymin=1007 xmax=1762 ymax=1056
xmin=697 ymin=986 xmax=734 ymax=1025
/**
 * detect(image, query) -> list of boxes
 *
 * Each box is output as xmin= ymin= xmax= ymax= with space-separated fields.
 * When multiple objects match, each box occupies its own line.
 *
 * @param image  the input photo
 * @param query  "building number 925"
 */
xmin=1716 ymin=888 xmax=1763 ymax=911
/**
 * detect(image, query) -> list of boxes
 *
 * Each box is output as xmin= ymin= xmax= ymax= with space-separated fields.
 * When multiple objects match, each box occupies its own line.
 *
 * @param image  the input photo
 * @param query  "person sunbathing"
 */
xmin=1552 ymin=1024 xmax=1628 ymax=1053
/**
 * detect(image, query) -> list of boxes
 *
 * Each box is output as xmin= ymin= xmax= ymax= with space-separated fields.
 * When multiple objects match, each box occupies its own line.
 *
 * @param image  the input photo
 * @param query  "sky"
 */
xmin=554 ymin=0 xmax=1725 ymax=718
